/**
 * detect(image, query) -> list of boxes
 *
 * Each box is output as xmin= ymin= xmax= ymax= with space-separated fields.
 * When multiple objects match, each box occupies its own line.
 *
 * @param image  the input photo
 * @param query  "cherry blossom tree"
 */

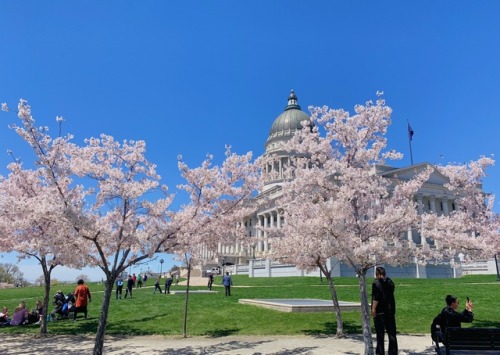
xmin=419 ymin=157 xmax=499 ymax=262
xmin=0 ymin=102 xmax=89 ymax=335
xmin=0 ymin=162 xmax=86 ymax=335
xmin=2 ymin=99 xmax=261 ymax=353
xmin=267 ymin=95 xmax=434 ymax=353
xmin=60 ymin=136 xmax=178 ymax=355
xmin=173 ymin=148 xmax=260 ymax=337
xmin=2 ymin=99 xmax=176 ymax=354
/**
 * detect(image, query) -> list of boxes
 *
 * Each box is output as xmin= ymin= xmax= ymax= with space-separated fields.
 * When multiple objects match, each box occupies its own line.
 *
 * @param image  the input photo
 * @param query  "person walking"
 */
xmin=164 ymin=274 xmax=173 ymax=294
xmin=153 ymin=277 xmax=162 ymax=294
xmin=124 ymin=275 xmax=134 ymax=299
xmin=222 ymin=272 xmax=232 ymax=296
xmin=207 ymin=273 xmax=214 ymax=290
xmin=137 ymin=274 xmax=143 ymax=288
xmin=116 ymin=275 xmax=124 ymax=299
xmin=371 ymin=266 xmax=398 ymax=355
xmin=73 ymin=279 xmax=91 ymax=321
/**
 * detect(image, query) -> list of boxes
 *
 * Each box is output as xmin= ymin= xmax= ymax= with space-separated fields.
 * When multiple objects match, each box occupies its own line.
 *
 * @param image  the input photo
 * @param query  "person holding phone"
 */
xmin=440 ymin=294 xmax=474 ymax=336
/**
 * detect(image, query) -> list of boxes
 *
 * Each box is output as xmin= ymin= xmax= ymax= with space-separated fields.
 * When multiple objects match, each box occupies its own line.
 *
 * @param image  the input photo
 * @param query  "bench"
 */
xmin=434 ymin=327 xmax=500 ymax=354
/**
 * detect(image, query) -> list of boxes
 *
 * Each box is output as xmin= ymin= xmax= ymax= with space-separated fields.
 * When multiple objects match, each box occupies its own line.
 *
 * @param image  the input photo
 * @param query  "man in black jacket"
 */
xmin=440 ymin=294 xmax=474 ymax=337
xmin=371 ymin=266 xmax=398 ymax=355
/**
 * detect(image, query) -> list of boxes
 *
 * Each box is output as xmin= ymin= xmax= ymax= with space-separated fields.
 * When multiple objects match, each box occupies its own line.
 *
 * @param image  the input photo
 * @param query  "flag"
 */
xmin=407 ymin=122 xmax=414 ymax=141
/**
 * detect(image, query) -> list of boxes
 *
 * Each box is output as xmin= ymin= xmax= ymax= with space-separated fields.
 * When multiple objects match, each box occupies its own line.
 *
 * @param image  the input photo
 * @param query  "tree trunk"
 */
xmin=182 ymin=262 xmax=191 ymax=338
xmin=357 ymin=271 xmax=374 ymax=355
xmin=93 ymin=278 xmax=114 ymax=355
xmin=40 ymin=262 xmax=51 ymax=336
xmin=323 ymin=270 xmax=344 ymax=337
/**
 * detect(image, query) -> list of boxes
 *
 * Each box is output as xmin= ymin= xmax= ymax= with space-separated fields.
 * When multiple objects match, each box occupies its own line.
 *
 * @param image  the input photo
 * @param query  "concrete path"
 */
xmin=1 ymin=333 xmax=436 ymax=354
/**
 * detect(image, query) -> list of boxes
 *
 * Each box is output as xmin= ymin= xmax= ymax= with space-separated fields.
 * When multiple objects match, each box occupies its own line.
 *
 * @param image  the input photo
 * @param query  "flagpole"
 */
xmin=409 ymin=137 xmax=414 ymax=166
xmin=407 ymin=121 xmax=414 ymax=166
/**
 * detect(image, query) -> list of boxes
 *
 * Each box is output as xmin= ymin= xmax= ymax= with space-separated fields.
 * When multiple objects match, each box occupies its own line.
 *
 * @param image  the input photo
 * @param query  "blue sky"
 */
xmin=1 ymin=1 xmax=499 ymax=282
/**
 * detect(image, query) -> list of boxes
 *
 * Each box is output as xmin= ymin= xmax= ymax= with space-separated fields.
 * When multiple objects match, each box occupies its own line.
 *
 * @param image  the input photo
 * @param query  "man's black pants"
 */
xmin=374 ymin=313 xmax=398 ymax=355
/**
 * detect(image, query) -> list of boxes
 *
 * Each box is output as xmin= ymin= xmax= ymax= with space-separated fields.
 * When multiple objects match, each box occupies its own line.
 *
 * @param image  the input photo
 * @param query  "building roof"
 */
xmin=265 ymin=90 xmax=310 ymax=150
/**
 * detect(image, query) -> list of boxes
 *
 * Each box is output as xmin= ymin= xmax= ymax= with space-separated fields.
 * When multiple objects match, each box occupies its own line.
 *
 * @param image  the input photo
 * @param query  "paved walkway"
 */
xmin=1 ymin=333 xmax=435 ymax=354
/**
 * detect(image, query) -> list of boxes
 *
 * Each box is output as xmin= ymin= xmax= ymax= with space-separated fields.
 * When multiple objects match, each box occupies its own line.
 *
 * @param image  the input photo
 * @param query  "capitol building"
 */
xmin=200 ymin=91 xmax=496 ymax=279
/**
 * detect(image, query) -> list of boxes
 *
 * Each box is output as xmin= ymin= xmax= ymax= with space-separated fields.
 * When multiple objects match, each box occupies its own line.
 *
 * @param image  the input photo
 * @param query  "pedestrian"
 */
xmin=207 ymin=273 xmax=214 ymax=290
xmin=222 ymin=272 xmax=232 ymax=296
xmin=124 ymin=275 xmax=134 ymax=299
xmin=371 ymin=266 xmax=398 ymax=355
xmin=165 ymin=274 xmax=173 ymax=294
xmin=132 ymin=273 xmax=137 ymax=287
xmin=73 ymin=279 xmax=91 ymax=321
xmin=153 ymin=277 xmax=162 ymax=294
xmin=116 ymin=274 xmax=124 ymax=299
xmin=175 ymin=274 xmax=179 ymax=285
xmin=137 ymin=274 xmax=143 ymax=288
xmin=143 ymin=274 xmax=148 ymax=284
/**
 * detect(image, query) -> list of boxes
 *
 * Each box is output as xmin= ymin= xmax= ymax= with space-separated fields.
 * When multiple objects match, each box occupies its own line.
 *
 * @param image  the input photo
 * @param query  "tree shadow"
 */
xmin=302 ymin=320 xmax=362 ymax=337
xmin=203 ymin=328 xmax=240 ymax=337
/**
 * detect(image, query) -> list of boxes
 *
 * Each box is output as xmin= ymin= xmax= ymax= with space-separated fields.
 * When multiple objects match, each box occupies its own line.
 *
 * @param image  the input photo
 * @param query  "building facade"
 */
xmin=205 ymin=91 xmax=493 ymax=278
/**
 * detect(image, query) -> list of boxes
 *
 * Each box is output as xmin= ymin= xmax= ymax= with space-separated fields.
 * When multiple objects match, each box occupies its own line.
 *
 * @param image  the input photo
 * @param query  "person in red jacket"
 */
xmin=73 ymin=279 xmax=91 ymax=321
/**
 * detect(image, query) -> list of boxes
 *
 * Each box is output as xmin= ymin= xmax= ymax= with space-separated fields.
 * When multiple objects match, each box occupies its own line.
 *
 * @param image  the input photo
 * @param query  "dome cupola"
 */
xmin=265 ymin=90 xmax=310 ymax=154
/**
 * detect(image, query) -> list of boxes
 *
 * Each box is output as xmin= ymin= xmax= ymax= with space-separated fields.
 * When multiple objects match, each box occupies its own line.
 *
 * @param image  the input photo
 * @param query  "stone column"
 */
xmin=430 ymin=196 xmax=440 ymax=248
xmin=249 ymin=259 xmax=255 ymax=278
xmin=416 ymin=195 xmax=427 ymax=247
xmin=429 ymin=196 xmax=436 ymax=213
xmin=263 ymin=213 xmax=268 ymax=253
xmin=266 ymin=258 xmax=272 ymax=277
xmin=257 ymin=215 xmax=263 ymax=252
xmin=442 ymin=197 xmax=449 ymax=215
xmin=416 ymin=195 xmax=424 ymax=215
xmin=407 ymin=226 xmax=414 ymax=244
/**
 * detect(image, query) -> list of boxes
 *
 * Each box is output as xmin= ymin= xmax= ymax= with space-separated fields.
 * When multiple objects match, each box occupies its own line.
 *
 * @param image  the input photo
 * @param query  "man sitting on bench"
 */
xmin=440 ymin=294 xmax=474 ymax=340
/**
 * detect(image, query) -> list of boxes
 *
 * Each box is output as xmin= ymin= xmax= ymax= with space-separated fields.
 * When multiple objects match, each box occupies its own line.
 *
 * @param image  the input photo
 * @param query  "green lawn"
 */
xmin=1 ymin=275 xmax=498 ymax=336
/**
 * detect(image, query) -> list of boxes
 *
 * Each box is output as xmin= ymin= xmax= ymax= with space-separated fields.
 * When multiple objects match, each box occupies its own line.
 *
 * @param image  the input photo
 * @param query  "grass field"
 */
xmin=0 ymin=274 xmax=498 ymax=337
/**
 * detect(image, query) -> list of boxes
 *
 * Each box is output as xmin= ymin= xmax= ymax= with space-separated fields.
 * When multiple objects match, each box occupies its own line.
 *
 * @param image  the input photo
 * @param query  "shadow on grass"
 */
xmin=302 ymin=321 xmax=362 ymax=337
xmin=44 ymin=311 xmax=174 ymax=336
xmin=203 ymin=328 xmax=240 ymax=337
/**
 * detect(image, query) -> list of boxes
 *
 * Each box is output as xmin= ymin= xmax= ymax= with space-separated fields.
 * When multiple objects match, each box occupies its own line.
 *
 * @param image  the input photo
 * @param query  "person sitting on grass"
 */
xmin=0 ymin=307 xmax=10 ymax=325
xmin=10 ymin=301 xmax=29 ymax=326
xmin=28 ymin=300 xmax=44 ymax=324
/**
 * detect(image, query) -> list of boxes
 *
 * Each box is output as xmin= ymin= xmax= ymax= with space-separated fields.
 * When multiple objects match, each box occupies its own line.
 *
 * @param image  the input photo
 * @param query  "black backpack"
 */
xmin=431 ymin=312 xmax=444 ymax=342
